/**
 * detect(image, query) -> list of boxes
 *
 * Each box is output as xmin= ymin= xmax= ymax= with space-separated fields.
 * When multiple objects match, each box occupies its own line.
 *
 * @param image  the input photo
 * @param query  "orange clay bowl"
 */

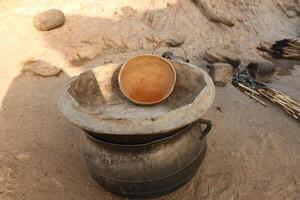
xmin=118 ymin=55 xmax=176 ymax=105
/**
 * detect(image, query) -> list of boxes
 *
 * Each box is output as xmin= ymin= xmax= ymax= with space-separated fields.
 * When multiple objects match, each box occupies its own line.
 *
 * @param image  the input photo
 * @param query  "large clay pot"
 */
xmin=58 ymin=60 xmax=215 ymax=198
xmin=80 ymin=120 xmax=211 ymax=199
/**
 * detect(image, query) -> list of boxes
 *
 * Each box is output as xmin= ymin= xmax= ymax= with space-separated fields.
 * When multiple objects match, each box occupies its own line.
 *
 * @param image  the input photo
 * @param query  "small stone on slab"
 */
xmin=209 ymin=63 xmax=233 ymax=86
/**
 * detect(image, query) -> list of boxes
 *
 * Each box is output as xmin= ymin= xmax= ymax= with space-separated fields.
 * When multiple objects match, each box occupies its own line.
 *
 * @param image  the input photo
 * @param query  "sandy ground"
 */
xmin=0 ymin=0 xmax=299 ymax=199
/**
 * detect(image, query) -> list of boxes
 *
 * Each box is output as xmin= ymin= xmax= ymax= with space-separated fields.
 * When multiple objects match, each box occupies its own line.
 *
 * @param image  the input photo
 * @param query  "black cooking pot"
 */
xmin=80 ymin=119 xmax=211 ymax=199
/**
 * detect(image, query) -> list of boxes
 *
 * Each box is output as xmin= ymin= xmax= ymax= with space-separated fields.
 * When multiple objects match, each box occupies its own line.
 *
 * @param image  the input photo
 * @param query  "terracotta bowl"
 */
xmin=118 ymin=55 xmax=176 ymax=105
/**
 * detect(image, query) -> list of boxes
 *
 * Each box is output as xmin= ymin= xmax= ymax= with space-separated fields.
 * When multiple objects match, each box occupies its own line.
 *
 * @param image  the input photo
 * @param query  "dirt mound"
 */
xmin=36 ymin=0 xmax=300 ymax=66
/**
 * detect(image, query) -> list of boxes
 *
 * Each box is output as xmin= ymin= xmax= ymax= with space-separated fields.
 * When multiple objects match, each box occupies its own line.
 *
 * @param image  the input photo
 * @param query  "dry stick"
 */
xmin=283 ymin=48 xmax=300 ymax=54
xmin=238 ymin=83 xmax=267 ymax=106
xmin=276 ymin=101 xmax=297 ymax=114
xmin=284 ymin=99 xmax=300 ymax=108
xmin=271 ymin=89 xmax=300 ymax=107
xmin=288 ymin=42 xmax=300 ymax=50
xmin=284 ymin=56 xmax=300 ymax=60
xmin=261 ymin=88 xmax=300 ymax=109
xmin=283 ymin=49 xmax=300 ymax=54
xmin=282 ymin=107 xmax=299 ymax=119
xmin=288 ymin=39 xmax=300 ymax=45
xmin=259 ymin=91 xmax=293 ymax=113
xmin=283 ymin=51 xmax=300 ymax=55
xmin=259 ymin=89 xmax=300 ymax=119
xmin=284 ymin=54 xmax=300 ymax=59
xmin=284 ymin=55 xmax=300 ymax=58
xmin=292 ymin=44 xmax=300 ymax=50
xmin=276 ymin=101 xmax=298 ymax=118
xmin=284 ymin=45 xmax=300 ymax=50
xmin=275 ymin=98 xmax=295 ymax=110
xmin=284 ymin=55 xmax=300 ymax=59
xmin=284 ymin=51 xmax=300 ymax=56
xmin=273 ymin=93 xmax=300 ymax=109
xmin=290 ymin=39 xmax=299 ymax=43
xmin=275 ymin=97 xmax=300 ymax=111
xmin=244 ymin=91 xmax=267 ymax=107
xmin=286 ymin=52 xmax=300 ymax=57
xmin=283 ymin=55 xmax=300 ymax=59
xmin=286 ymin=55 xmax=300 ymax=58
xmin=286 ymin=56 xmax=300 ymax=60
xmin=237 ymin=83 xmax=260 ymax=95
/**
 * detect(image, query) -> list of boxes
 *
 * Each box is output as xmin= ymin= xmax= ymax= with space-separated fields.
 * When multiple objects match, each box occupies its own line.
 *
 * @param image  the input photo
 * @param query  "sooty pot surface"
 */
xmin=80 ymin=120 xmax=210 ymax=199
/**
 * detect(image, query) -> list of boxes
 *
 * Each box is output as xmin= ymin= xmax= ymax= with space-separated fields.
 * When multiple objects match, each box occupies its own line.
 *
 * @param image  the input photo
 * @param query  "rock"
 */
xmin=286 ymin=10 xmax=297 ymax=18
xmin=120 ymin=6 xmax=137 ymax=17
xmin=51 ymin=178 xmax=64 ymax=189
xmin=16 ymin=152 xmax=31 ymax=160
xmin=204 ymin=48 xmax=241 ymax=68
xmin=209 ymin=63 xmax=233 ymax=86
xmin=0 ymin=167 xmax=14 ymax=189
xmin=192 ymin=0 xmax=235 ymax=27
xmin=22 ymin=59 xmax=62 ymax=77
xmin=246 ymin=62 xmax=275 ymax=83
xmin=64 ymin=45 xmax=102 ymax=66
xmin=33 ymin=9 xmax=65 ymax=31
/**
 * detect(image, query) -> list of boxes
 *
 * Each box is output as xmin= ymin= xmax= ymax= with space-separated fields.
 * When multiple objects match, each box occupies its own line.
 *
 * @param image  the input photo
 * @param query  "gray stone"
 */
xmin=209 ymin=63 xmax=233 ymax=86
xmin=246 ymin=61 xmax=275 ymax=83
xmin=22 ymin=59 xmax=62 ymax=77
xmin=33 ymin=9 xmax=65 ymax=31
xmin=204 ymin=48 xmax=241 ymax=68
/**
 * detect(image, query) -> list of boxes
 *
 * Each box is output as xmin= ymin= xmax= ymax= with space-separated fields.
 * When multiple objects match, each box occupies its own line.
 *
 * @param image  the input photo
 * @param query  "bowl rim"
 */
xmin=118 ymin=54 xmax=177 ymax=105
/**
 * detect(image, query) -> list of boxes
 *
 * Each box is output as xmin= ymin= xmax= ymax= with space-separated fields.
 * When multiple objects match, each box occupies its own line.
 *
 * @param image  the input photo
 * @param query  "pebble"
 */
xmin=33 ymin=9 xmax=65 ymax=31
xmin=286 ymin=10 xmax=297 ymax=18
xmin=16 ymin=152 xmax=31 ymax=160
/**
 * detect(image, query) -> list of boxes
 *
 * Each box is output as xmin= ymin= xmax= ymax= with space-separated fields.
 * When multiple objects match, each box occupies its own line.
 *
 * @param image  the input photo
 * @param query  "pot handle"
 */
xmin=151 ymin=39 xmax=189 ymax=63
xmin=198 ymin=119 xmax=212 ymax=140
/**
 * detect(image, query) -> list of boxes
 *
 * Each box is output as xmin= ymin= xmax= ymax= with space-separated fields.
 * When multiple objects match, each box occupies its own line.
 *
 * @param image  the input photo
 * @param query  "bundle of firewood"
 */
xmin=233 ymin=70 xmax=300 ymax=120
xmin=258 ymin=88 xmax=300 ymax=120
xmin=258 ymin=39 xmax=300 ymax=60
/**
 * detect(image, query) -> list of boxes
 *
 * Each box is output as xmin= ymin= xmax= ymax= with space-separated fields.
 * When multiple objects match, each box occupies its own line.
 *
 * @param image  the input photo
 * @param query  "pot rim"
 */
xmin=85 ymin=123 xmax=193 ymax=148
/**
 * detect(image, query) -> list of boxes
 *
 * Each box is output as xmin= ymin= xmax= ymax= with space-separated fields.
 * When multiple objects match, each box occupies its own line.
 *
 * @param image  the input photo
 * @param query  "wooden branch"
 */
xmin=238 ymin=83 xmax=259 ymax=95
xmin=244 ymin=91 xmax=267 ymax=107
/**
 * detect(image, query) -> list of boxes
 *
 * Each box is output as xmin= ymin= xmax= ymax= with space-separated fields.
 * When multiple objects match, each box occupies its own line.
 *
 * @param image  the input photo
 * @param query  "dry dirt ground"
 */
xmin=0 ymin=0 xmax=299 ymax=200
